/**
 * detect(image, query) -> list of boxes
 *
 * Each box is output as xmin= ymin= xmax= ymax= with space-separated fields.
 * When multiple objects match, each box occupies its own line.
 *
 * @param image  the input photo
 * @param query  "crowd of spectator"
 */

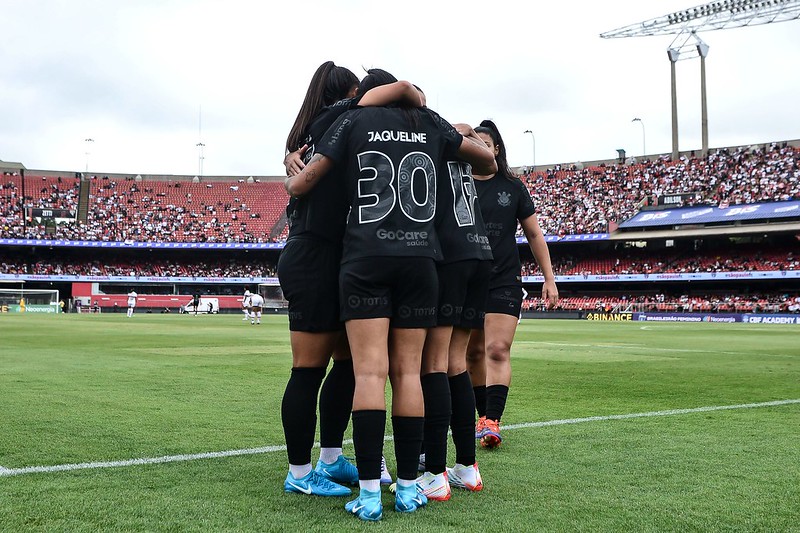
xmin=521 ymin=246 xmax=799 ymax=276
xmin=1 ymin=174 xmax=287 ymax=243
xmin=0 ymin=256 xmax=276 ymax=278
xmin=2 ymin=143 xmax=798 ymax=243
xmin=520 ymin=143 xmax=800 ymax=237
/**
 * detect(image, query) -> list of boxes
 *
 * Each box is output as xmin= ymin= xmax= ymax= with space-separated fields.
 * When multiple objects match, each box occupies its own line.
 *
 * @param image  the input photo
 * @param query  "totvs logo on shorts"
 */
xmin=398 ymin=305 xmax=436 ymax=319
xmin=347 ymin=295 xmax=389 ymax=309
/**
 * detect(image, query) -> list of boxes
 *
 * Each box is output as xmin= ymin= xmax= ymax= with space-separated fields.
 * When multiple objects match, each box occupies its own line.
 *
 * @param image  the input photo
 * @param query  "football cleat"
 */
xmin=345 ymin=488 xmax=383 ymax=521
xmin=284 ymin=470 xmax=351 ymax=497
xmin=447 ymin=462 xmax=484 ymax=491
xmin=475 ymin=416 xmax=488 ymax=439
xmin=480 ymin=418 xmax=502 ymax=448
xmin=314 ymin=455 xmax=359 ymax=485
xmin=380 ymin=455 xmax=393 ymax=485
xmin=395 ymin=482 xmax=428 ymax=513
xmin=416 ymin=471 xmax=451 ymax=501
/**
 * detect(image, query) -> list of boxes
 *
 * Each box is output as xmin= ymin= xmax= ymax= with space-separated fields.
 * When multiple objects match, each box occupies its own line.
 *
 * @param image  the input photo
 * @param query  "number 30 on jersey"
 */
xmin=356 ymin=152 xmax=477 ymax=227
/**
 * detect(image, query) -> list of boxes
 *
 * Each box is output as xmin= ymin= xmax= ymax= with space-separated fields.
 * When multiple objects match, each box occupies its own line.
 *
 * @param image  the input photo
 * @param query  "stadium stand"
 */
xmin=520 ymin=143 xmax=800 ymax=237
xmin=2 ymin=143 xmax=797 ymax=243
xmin=1 ymin=174 xmax=289 ymax=242
xmin=522 ymin=245 xmax=799 ymax=276
xmin=0 ymin=254 xmax=276 ymax=278
xmin=2 ymin=141 xmax=798 ymax=317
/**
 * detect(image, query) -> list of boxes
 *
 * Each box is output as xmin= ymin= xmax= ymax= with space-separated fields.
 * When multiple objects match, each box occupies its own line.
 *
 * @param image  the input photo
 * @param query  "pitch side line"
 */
xmin=2 ymin=399 xmax=798 ymax=478
xmin=502 ymin=398 xmax=800 ymax=430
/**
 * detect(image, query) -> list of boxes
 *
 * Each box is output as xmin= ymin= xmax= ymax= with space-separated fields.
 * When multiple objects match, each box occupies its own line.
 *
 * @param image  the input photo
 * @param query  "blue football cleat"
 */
xmin=284 ymin=470 xmax=351 ymax=497
xmin=314 ymin=455 xmax=359 ymax=485
xmin=394 ymin=482 xmax=428 ymax=513
xmin=345 ymin=488 xmax=383 ymax=521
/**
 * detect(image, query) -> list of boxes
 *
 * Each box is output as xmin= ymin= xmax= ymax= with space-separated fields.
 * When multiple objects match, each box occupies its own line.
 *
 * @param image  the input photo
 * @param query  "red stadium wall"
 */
xmin=71 ymin=282 xmax=244 ymax=309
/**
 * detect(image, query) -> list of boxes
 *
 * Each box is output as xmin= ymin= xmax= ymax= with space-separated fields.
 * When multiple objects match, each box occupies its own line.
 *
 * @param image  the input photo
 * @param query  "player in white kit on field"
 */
xmin=127 ymin=289 xmax=137 ymax=318
xmin=249 ymin=292 xmax=264 ymax=325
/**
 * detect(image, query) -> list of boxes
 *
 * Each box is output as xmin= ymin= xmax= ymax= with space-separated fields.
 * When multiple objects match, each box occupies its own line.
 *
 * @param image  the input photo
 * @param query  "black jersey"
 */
xmin=285 ymin=97 xmax=360 ymax=243
xmin=435 ymin=160 xmax=493 ymax=264
xmin=474 ymin=173 xmax=536 ymax=287
xmin=316 ymin=106 xmax=463 ymax=263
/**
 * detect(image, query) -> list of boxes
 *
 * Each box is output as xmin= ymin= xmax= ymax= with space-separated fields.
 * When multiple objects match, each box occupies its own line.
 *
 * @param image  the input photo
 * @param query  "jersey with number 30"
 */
xmin=317 ymin=106 xmax=463 ymax=263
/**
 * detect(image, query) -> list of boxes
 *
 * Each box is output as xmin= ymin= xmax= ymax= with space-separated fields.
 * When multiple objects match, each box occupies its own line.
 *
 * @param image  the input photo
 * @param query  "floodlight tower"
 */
xmin=601 ymin=0 xmax=800 ymax=160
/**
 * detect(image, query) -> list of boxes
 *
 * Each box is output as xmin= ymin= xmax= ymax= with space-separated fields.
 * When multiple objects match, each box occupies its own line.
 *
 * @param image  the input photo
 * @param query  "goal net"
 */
xmin=258 ymin=281 xmax=286 ymax=308
xmin=0 ymin=288 xmax=60 ymax=314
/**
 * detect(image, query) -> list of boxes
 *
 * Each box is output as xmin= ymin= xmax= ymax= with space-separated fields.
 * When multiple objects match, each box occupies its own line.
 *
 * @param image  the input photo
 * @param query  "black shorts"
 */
xmin=339 ymin=257 xmax=438 ymax=328
xmin=277 ymin=236 xmax=343 ymax=332
xmin=436 ymin=259 xmax=491 ymax=329
xmin=485 ymin=285 xmax=523 ymax=317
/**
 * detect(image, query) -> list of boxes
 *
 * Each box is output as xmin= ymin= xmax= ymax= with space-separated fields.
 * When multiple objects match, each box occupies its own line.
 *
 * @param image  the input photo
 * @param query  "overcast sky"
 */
xmin=1 ymin=0 xmax=798 ymax=177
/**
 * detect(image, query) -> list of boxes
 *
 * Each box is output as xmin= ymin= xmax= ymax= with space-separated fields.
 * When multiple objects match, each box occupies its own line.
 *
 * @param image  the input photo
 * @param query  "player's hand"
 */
xmin=542 ymin=280 xmax=559 ymax=309
xmin=453 ymin=123 xmax=474 ymax=137
xmin=284 ymin=145 xmax=308 ymax=176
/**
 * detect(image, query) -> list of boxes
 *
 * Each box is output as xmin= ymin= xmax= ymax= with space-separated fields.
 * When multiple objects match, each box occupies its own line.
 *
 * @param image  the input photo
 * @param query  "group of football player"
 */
xmin=240 ymin=289 xmax=265 ymax=325
xmin=277 ymin=62 xmax=558 ymax=521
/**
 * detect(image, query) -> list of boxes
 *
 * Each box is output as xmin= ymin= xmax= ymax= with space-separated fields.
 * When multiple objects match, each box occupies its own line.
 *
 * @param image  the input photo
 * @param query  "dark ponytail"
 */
xmin=358 ymin=68 xmax=420 ymax=129
xmin=475 ymin=119 xmax=515 ymax=179
xmin=286 ymin=61 xmax=359 ymax=152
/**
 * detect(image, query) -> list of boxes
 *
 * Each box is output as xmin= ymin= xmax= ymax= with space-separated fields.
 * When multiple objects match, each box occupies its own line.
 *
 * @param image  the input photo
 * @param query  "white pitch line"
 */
xmin=503 ymin=399 xmax=800 ymax=430
xmin=2 ymin=399 xmax=798 ymax=478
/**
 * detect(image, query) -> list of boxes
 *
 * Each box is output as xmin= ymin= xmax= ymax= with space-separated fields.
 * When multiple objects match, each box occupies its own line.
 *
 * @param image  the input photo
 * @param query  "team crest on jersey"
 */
xmin=497 ymin=191 xmax=511 ymax=207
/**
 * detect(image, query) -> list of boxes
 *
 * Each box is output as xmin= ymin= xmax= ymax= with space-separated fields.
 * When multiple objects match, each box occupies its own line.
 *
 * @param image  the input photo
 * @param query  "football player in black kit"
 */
xmin=466 ymin=120 xmax=559 ymax=449
xmin=285 ymin=69 xmax=496 ymax=521
xmin=278 ymin=62 xmax=427 ymax=499
xmin=416 ymin=121 xmax=494 ymax=501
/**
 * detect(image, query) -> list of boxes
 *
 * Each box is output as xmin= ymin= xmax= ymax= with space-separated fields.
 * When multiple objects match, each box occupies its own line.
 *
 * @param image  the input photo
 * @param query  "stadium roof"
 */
xmin=600 ymin=0 xmax=800 ymax=38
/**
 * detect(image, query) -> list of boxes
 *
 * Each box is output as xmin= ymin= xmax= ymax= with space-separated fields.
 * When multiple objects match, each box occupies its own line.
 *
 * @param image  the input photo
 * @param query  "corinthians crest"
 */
xmin=497 ymin=191 xmax=511 ymax=207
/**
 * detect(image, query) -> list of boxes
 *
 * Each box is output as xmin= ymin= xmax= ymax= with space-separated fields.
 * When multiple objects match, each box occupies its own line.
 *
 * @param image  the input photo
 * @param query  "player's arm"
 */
xmin=520 ymin=214 xmax=559 ymax=308
xmin=284 ymin=153 xmax=334 ymax=197
xmin=452 ymin=123 xmax=498 ymax=176
xmin=358 ymin=81 xmax=423 ymax=108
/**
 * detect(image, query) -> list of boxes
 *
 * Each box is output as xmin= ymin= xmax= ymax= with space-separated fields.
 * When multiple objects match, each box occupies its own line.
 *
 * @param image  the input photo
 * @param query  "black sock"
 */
xmin=392 ymin=416 xmax=424 ymax=481
xmin=281 ymin=367 xmax=325 ymax=465
xmin=352 ymin=410 xmax=385 ymax=481
xmin=319 ymin=359 xmax=355 ymax=448
xmin=473 ymin=385 xmax=487 ymax=418
xmin=486 ymin=384 xmax=510 ymax=422
xmin=449 ymin=372 xmax=476 ymax=466
xmin=421 ymin=372 xmax=451 ymax=474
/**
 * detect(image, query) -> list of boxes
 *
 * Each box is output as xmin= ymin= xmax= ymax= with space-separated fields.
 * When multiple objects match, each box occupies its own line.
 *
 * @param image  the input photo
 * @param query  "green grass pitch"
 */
xmin=1 ymin=314 xmax=798 ymax=531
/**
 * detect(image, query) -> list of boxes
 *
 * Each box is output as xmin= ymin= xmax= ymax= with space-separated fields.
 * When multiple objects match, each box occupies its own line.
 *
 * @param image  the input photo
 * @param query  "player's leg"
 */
xmin=418 ymin=325 xmax=453 ymax=501
xmin=446 ymin=259 xmax=489 ymax=487
xmin=388 ymin=326 xmax=428 ymax=511
xmin=446 ymin=326 xmax=483 ymax=490
xmin=345 ymin=317 xmax=390 ymax=517
xmin=317 ymin=333 xmax=357 ymax=480
xmin=281 ymin=330 xmax=351 ymax=496
xmin=481 ymin=311 xmax=519 ymax=448
xmin=279 ymin=239 xmax=352 ymax=495
xmin=387 ymin=257 xmax=436 ymax=511
xmin=466 ymin=328 xmax=487 ymax=436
